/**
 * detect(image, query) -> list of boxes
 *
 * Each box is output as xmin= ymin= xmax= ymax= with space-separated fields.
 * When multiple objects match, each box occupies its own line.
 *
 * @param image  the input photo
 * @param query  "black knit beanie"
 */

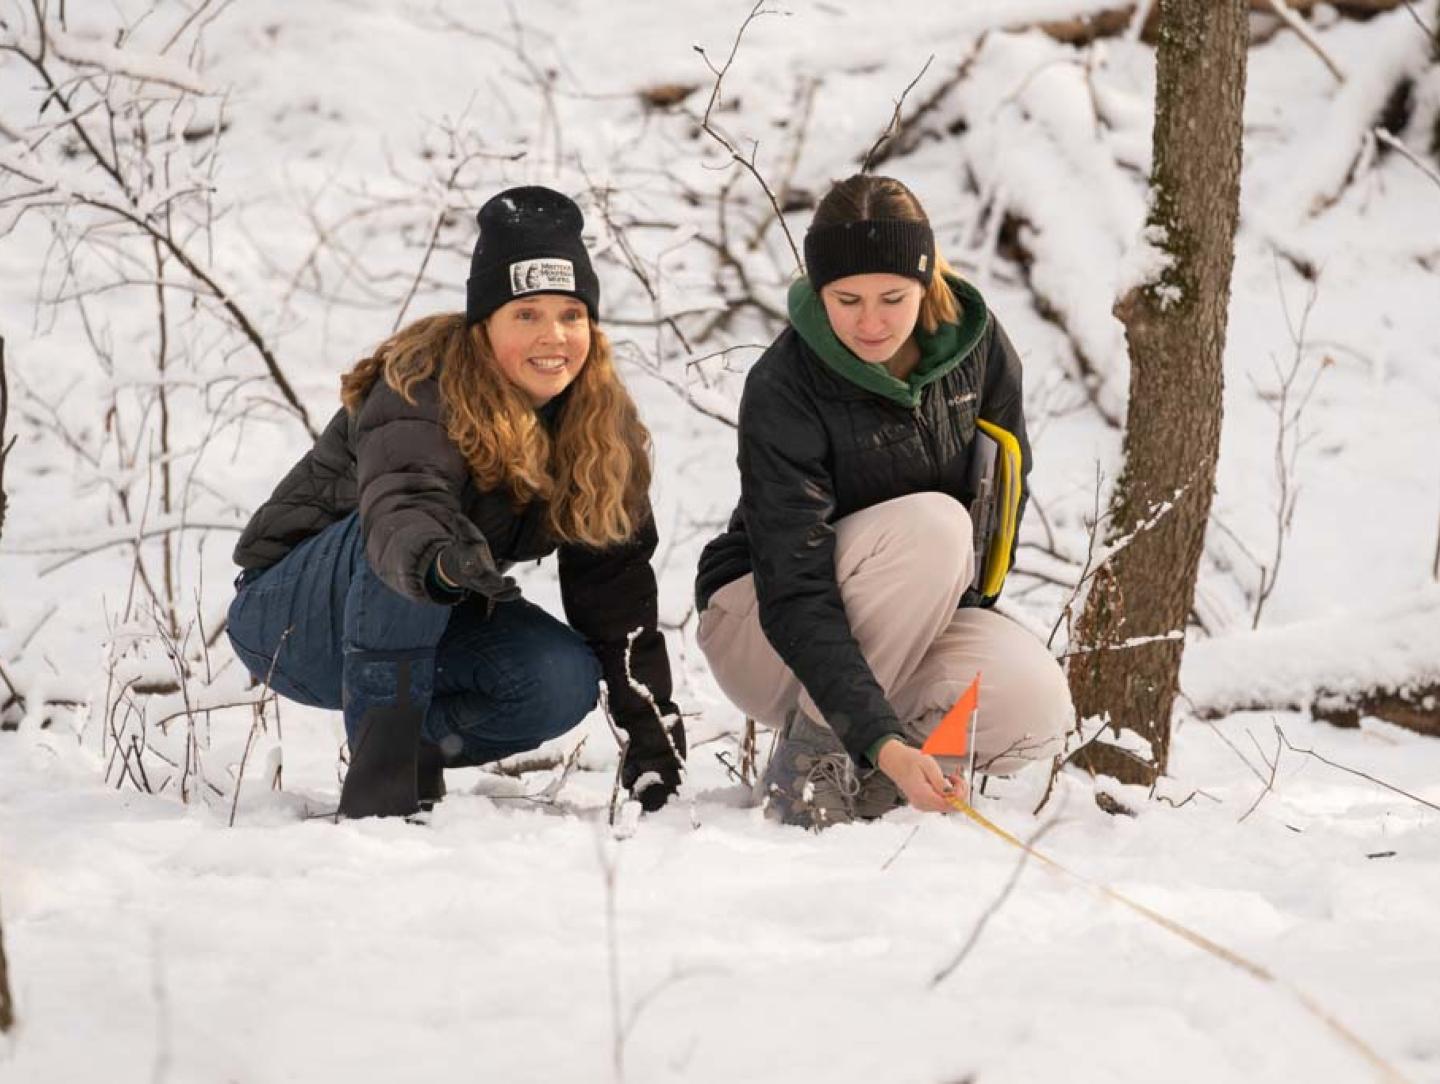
xmin=465 ymin=186 xmax=600 ymax=325
xmin=803 ymin=218 xmax=935 ymax=292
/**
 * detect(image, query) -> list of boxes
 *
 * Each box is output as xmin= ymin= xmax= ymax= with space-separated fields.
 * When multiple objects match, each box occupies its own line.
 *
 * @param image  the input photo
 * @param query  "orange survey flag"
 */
xmin=921 ymin=674 xmax=980 ymax=758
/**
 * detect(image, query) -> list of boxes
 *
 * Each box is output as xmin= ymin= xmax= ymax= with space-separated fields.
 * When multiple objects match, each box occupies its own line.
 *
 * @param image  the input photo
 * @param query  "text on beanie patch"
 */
xmin=509 ymin=258 xmax=576 ymax=295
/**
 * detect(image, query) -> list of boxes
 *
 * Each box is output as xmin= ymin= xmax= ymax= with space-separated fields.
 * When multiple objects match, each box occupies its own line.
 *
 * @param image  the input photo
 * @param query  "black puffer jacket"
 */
xmin=694 ymin=278 xmax=1030 ymax=763
xmin=234 ymin=374 xmax=676 ymax=733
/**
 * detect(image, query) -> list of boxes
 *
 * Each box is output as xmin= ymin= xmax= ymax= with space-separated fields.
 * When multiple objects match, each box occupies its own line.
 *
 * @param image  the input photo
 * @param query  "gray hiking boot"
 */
xmin=853 ymin=768 xmax=905 ymax=820
xmin=760 ymin=710 xmax=859 ymax=830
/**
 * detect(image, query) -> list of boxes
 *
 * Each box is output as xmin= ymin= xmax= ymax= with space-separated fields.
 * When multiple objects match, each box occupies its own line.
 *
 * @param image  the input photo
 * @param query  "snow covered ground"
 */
xmin=2 ymin=1 xmax=1438 ymax=1081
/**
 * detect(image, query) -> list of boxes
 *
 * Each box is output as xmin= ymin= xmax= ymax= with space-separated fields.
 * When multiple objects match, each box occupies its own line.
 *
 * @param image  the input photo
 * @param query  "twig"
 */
xmin=931 ymin=814 xmax=1059 ymax=987
xmin=0 ymin=660 xmax=25 ymax=717
xmin=621 ymin=965 xmax=722 ymax=1054
xmin=1262 ymin=0 xmax=1346 ymax=82
xmin=0 ymin=336 xmax=13 ymax=542
xmin=1054 ymin=464 xmax=1204 ymax=664
xmin=1198 ymin=717 xmax=1270 ymax=786
xmin=1252 ymin=271 xmax=1325 ymax=628
xmin=614 ymin=340 xmax=738 ymax=429
xmin=1374 ymin=128 xmax=1440 ymax=192
xmin=597 ymin=685 xmax=630 ymax=828
xmin=25 ymin=520 xmax=244 ymax=574
xmin=533 ymin=736 xmax=589 ymax=803
xmin=739 ymin=717 xmax=758 ymax=786
xmin=0 ymin=893 xmax=12 ymax=1033
xmin=713 ymin=749 xmax=746 ymax=785
xmin=1047 ymin=462 xmax=1107 ymax=650
xmin=742 ymin=74 xmax=818 ymax=253
xmin=1433 ymin=484 xmax=1440 ymax=582
xmin=228 ymin=628 xmax=289 ymax=827
xmin=390 ymin=114 xmax=495 ymax=332
xmin=1273 ymin=723 xmax=1440 ymax=812
xmin=880 ymin=824 xmax=921 ymax=871
xmin=0 ymin=13 xmax=316 ymax=437
xmin=693 ymin=2 xmax=803 ymax=273
xmin=861 ymin=55 xmax=935 ymax=172
xmin=1126 ymin=0 xmax=1159 ymax=41
xmin=1238 ymin=728 xmax=1284 ymax=822
xmin=583 ymin=174 xmax=695 ymax=354
xmin=595 ymin=833 xmax=625 ymax=1083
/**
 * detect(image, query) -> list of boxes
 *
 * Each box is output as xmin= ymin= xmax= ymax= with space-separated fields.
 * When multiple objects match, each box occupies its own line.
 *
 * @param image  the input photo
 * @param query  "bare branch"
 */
xmin=693 ymin=2 xmax=803 ymax=273
xmin=1047 ymin=461 xmax=1107 ymax=650
xmin=1 ymin=20 xmax=213 ymax=94
xmin=880 ymin=824 xmax=921 ymax=871
xmin=0 ymin=336 xmax=13 ymax=543
xmin=861 ymin=55 xmax=935 ymax=172
xmin=1375 ymin=128 xmax=1440 ymax=192
xmin=0 ymin=894 xmax=12 ymax=1032
xmin=230 ymin=629 xmax=289 ymax=826
xmin=1273 ymin=723 xmax=1440 ymax=813
xmin=1261 ymin=0 xmax=1346 ymax=82
xmin=1237 ymin=728 xmax=1283 ymax=822
xmin=0 ymin=13 xmax=317 ymax=438
xmin=931 ymin=814 xmax=1060 ymax=987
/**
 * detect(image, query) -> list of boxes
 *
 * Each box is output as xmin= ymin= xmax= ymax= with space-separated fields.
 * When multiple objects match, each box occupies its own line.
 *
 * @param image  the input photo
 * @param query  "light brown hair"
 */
xmin=810 ymin=174 xmax=961 ymax=334
xmin=340 ymin=313 xmax=651 ymax=547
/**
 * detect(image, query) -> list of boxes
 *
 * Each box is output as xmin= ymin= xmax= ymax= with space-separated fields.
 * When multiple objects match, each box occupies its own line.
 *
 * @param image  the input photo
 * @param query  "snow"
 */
xmin=2 ymin=1 xmax=1439 ymax=1082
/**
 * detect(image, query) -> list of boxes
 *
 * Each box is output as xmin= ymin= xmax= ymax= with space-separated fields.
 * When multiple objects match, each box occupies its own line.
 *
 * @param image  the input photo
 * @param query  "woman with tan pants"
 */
xmin=694 ymin=174 xmax=1073 ymax=830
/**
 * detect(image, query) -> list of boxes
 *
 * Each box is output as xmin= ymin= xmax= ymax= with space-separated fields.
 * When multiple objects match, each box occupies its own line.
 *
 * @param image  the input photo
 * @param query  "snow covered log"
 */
xmin=1029 ymin=0 xmax=1413 ymax=45
xmin=1180 ymin=587 xmax=1440 ymax=737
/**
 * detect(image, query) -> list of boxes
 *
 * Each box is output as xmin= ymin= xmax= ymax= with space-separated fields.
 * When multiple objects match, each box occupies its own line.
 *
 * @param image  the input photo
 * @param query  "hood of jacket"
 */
xmin=786 ymin=273 xmax=990 ymax=408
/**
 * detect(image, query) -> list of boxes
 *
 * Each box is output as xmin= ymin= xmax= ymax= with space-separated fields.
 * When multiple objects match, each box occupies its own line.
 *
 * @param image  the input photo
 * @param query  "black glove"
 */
xmin=436 ymin=540 xmax=521 ymax=614
xmin=620 ymin=716 xmax=687 ymax=812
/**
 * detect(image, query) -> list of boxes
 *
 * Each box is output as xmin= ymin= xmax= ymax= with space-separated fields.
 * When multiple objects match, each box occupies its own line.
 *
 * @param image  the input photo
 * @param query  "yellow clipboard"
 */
xmin=969 ymin=419 xmax=1023 ymax=600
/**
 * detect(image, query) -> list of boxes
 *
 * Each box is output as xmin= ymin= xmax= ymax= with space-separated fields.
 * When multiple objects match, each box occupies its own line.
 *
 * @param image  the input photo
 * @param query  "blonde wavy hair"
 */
xmin=340 ymin=313 xmax=652 ymax=547
xmin=810 ymin=173 xmax=961 ymax=334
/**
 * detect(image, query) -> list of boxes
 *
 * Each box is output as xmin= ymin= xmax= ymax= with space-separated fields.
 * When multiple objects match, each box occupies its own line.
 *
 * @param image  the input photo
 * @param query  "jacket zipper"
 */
xmin=912 ymin=389 xmax=940 ymax=485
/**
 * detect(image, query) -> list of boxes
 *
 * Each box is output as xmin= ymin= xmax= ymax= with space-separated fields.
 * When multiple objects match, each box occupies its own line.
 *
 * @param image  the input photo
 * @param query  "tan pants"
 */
xmin=697 ymin=492 xmax=1072 ymax=774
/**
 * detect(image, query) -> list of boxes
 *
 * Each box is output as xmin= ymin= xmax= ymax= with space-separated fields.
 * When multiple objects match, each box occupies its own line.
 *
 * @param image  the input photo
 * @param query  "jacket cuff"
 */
xmin=423 ymin=557 xmax=465 ymax=605
xmin=866 ymin=733 xmax=904 ymax=768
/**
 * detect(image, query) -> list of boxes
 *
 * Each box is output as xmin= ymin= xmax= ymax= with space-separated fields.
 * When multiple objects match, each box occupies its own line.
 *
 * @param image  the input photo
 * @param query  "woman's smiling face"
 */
xmin=819 ymin=273 xmax=923 ymax=365
xmin=485 ymin=294 xmax=591 ymax=405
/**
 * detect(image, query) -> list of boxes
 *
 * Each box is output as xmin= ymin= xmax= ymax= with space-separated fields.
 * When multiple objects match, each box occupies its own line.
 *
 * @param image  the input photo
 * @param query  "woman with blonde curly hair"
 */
xmin=228 ymin=187 xmax=684 ymax=819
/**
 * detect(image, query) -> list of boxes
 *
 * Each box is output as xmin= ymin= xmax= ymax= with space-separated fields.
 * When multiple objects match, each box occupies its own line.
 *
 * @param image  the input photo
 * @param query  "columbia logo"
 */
xmin=918 ymin=253 xmax=928 ymax=273
xmin=947 ymin=392 xmax=977 ymax=408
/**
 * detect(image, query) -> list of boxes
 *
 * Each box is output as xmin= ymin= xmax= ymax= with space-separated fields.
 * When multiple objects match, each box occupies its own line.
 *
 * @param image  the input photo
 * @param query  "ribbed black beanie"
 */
xmin=466 ymin=186 xmax=600 ymax=325
xmin=803 ymin=218 xmax=935 ymax=292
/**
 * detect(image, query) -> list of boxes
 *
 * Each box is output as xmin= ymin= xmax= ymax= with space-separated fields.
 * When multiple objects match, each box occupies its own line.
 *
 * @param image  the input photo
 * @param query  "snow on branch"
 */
xmin=0 ymin=24 xmax=214 ymax=96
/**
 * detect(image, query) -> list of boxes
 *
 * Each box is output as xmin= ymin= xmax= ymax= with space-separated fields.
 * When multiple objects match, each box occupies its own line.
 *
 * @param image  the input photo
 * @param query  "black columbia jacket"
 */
xmin=233 ymin=373 xmax=676 ymax=735
xmin=694 ymin=278 xmax=1030 ymax=763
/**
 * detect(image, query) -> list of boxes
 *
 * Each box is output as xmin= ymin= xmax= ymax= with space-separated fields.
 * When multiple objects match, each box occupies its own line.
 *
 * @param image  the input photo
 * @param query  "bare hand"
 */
xmin=876 ymin=741 xmax=969 ymax=814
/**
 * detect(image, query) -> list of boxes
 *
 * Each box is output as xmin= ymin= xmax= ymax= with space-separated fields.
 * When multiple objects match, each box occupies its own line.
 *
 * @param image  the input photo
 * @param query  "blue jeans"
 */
xmin=226 ymin=513 xmax=601 ymax=766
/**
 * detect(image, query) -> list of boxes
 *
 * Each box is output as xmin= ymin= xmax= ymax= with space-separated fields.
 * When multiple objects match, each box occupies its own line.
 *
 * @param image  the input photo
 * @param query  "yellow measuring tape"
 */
xmin=952 ymin=800 xmax=1409 ymax=1083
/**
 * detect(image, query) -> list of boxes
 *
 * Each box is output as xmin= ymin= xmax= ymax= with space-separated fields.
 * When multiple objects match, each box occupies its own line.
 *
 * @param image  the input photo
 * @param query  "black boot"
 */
xmin=338 ymin=657 xmax=425 ymax=819
xmin=417 ymin=741 xmax=447 ymax=811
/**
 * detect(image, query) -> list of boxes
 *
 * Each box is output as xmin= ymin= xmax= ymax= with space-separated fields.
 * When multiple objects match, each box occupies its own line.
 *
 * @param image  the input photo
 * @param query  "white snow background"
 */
xmin=1 ymin=1 xmax=1439 ymax=1081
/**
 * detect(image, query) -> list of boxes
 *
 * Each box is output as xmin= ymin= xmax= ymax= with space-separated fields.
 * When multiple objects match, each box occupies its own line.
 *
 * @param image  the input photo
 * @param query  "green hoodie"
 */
xmin=785 ymin=274 xmax=990 ymax=407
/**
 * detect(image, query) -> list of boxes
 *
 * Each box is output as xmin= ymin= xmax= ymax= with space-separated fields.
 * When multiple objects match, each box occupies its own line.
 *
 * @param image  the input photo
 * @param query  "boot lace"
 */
xmin=800 ymin=752 xmax=859 ymax=824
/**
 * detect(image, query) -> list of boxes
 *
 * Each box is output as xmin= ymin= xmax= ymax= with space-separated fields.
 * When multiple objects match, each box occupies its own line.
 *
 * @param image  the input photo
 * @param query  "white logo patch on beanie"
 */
xmin=509 ymin=258 xmax=576 ymax=296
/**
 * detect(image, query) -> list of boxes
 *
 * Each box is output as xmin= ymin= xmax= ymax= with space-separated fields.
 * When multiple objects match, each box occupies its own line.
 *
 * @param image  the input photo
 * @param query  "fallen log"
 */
xmin=1180 ymin=588 xmax=1440 ymax=737
xmin=1030 ymin=0 xmax=1410 ymax=46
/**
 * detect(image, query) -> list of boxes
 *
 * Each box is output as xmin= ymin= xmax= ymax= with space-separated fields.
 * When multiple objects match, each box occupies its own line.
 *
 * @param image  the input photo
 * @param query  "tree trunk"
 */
xmin=1068 ymin=0 xmax=1249 ymax=786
